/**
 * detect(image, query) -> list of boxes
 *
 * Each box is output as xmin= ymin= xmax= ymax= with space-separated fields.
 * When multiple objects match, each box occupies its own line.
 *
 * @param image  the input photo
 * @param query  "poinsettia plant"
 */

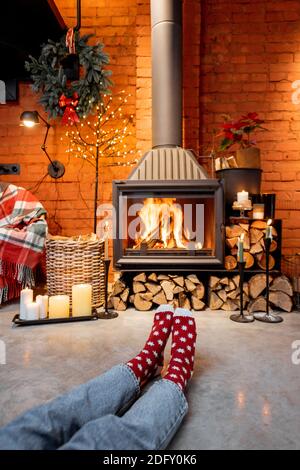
xmin=218 ymin=112 xmax=267 ymax=151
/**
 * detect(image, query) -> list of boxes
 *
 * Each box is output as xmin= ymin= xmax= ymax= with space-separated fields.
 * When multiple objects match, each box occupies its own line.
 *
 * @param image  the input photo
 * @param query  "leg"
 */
xmin=59 ymin=379 xmax=188 ymax=450
xmin=0 ymin=364 xmax=139 ymax=450
xmin=60 ymin=308 xmax=197 ymax=450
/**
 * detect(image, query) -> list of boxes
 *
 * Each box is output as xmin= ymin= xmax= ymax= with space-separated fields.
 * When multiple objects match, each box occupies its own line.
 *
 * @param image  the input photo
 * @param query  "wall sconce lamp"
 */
xmin=20 ymin=111 xmax=65 ymax=179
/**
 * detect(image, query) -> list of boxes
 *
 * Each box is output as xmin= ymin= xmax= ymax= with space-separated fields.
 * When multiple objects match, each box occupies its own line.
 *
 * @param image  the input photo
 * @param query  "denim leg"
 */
xmin=59 ymin=379 xmax=188 ymax=450
xmin=0 ymin=364 xmax=139 ymax=450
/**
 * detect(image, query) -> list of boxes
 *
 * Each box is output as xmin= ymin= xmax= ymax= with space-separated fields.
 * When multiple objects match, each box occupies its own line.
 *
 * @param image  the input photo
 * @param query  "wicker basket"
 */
xmin=46 ymin=235 xmax=105 ymax=309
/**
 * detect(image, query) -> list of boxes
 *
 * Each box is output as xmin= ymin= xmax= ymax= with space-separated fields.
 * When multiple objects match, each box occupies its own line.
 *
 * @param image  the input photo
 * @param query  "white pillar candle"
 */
xmin=26 ymin=302 xmax=40 ymax=321
xmin=49 ymin=295 xmax=70 ymax=319
xmin=72 ymin=284 xmax=92 ymax=317
xmin=36 ymin=295 xmax=49 ymax=320
xmin=237 ymin=190 xmax=249 ymax=203
xmin=20 ymin=288 xmax=33 ymax=320
xmin=253 ymin=204 xmax=265 ymax=220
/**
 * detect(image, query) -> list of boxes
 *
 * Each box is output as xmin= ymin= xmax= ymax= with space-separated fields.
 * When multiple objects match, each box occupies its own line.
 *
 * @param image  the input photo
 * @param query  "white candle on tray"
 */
xmin=20 ymin=287 xmax=33 ymax=320
xmin=237 ymin=190 xmax=249 ymax=203
xmin=72 ymin=284 xmax=92 ymax=317
xmin=26 ymin=302 xmax=40 ymax=321
xmin=49 ymin=295 xmax=70 ymax=319
xmin=36 ymin=295 xmax=49 ymax=320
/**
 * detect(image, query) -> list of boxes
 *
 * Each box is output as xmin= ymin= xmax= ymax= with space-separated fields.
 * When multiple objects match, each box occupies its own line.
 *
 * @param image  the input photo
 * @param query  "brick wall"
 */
xmin=200 ymin=0 xmax=300 ymax=254
xmin=0 ymin=0 xmax=299 ymax=255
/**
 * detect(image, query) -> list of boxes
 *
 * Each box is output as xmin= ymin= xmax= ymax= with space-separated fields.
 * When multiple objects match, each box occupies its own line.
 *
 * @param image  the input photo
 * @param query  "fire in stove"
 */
xmin=131 ymin=198 xmax=203 ymax=252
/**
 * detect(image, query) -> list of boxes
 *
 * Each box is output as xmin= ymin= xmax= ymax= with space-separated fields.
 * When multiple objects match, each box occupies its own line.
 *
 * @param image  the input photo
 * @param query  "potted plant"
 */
xmin=218 ymin=112 xmax=266 ymax=169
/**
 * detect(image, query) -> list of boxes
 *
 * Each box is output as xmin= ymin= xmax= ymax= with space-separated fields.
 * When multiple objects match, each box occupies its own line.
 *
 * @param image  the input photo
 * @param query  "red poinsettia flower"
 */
xmin=218 ymin=112 xmax=266 ymax=151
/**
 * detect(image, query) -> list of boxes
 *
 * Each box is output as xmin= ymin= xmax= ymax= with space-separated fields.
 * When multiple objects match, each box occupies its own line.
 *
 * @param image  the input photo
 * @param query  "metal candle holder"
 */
xmin=97 ymin=259 xmax=118 ymax=320
xmin=254 ymin=237 xmax=283 ymax=324
xmin=230 ymin=261 xmax=255 ymax=323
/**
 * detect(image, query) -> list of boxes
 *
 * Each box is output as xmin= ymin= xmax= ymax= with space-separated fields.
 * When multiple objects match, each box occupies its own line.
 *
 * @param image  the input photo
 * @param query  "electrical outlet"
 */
xmin=0 ymin=164 xmax=20 ymax=175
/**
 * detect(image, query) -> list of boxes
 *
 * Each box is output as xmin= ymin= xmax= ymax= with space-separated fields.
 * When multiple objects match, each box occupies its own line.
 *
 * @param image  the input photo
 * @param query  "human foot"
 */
xmin=163 ymin=308 xmax=197 ymax=392
xmin=126 ymin=305 xmax=174 ymax=385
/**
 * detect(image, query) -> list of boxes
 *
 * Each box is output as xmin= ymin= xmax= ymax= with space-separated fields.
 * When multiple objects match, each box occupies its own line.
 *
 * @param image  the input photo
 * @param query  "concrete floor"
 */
xmin=0 ymin=302 xmax=300 ymax=450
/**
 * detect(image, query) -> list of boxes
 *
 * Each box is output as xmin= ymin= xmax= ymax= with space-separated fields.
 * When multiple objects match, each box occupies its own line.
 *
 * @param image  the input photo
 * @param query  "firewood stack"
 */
xmin=109 ymin=273 xmax=206 ymax=311
xmin=209 ymin=274 xmax=293 ymax=312
xmin=225 ymin=220 xmax=279 ymax=271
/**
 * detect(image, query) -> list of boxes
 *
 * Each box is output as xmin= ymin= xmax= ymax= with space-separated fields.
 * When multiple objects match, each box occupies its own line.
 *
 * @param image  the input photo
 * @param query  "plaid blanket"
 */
xmin=0 ymin=183 xmax=47 ymax=303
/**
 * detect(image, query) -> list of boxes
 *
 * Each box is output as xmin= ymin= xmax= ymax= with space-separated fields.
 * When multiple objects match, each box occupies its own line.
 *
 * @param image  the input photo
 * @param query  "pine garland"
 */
xmin=25 ymin=32 xmax=112 ymax=120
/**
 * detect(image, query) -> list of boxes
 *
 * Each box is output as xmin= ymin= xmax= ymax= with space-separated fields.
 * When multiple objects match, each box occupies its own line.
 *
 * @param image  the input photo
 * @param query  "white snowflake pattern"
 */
xmin=127 ymin=362 xmax=133 ymax=367
xmin=136 ymin=356 xmax=142 ymax=361
xmin=185 ymin=358 xmax=190 ymax=364
xmin=153 ymin=331 xmax=159 ymax=336
xmin=174 ymin=358 xmax=183 ymax=363
xmin=153 ymin=351 xmax=158 ymax=358
xmin=191 ymin=356 xmax=194 ymax=362
xmin=146 ymin=358 xmax=152 ymax=365
xmin=177 ymin=348 xmax=185 ymax=354
xmin=181 ymin=325 xmax=187 ymax=331
xmin=157 ymin=339 xmax=163 ymax=346
xmin=172 ymin=342 xmax=176 ymax=348
xmin=137 ymin=364 xmax=143 ymax=371
xmin=174 ymin=331 xmax=179 ymax=336
xmin=187 ymin=345 xmax=192 ymax=351
xmin=182 ymin=367 xmax=187 ymax=374
xmin=166 ymin=314 xmax=171 ymax=320
xmin=142 ymin=349 xmax=149 ymax=354
xmin=147 ymin=341 xmax=155 ymax=347
xmin=180 ymin=337 xmax=187 ymax=343
xmin=175 ymin=319 xmax=181 ymax=324
xmin=170 ymin=373 xmax=178 ymax=378
xmin=188 ymin=320 xmax=193 ymax=325
xmin=159 ymin=320 xmax=164 ymax=325
xmin=172 ymin=365 xmax=180 ymax=371
xmin=162 ymin=327 xmax=168 ymax=333
xmin=180 ymin=374 xmax=184 ymax=381
xmin=155 ymin=315 xmax=160 ymax=321
xmin=188 ymin=333 xmax=193 ymax=339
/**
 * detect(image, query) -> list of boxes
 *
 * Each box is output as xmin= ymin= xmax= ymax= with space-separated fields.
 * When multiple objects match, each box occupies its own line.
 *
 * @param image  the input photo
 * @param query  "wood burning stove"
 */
xmin=113 ymin=180 xmax=224 ymax=272
xmin=113 ymin=1 xmax=224 ymax=272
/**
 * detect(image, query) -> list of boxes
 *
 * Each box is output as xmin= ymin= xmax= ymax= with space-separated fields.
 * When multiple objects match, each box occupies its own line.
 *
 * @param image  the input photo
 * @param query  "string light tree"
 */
xmin=64 ymin=90 xmax=140 ymax=233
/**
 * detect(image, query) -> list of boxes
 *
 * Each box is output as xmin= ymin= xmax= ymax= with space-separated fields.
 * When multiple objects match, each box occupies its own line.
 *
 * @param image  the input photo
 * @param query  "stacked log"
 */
xmin=209 ymin=274 xmax=293 ymax=313
xmin=225 ymin=220 xmax=278 ymax=271
xmin=209 ymin=275 xmax=248 ymax=311
xmin=110 ymin=273 xmax=206 ymax=311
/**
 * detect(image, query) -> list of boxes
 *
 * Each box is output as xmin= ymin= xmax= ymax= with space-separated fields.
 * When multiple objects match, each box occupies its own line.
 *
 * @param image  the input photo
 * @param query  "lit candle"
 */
xmin=72 ymin=284 xmax=92 ymax=317
xmin=253 ymin=203 xmax=265 ymax=220
xmin=104 ymin=221 xmax=109 ymax=259
xmin=266 ymin=219 xmax=273 ymax=239
xmin=20 ymin=287 xmax=33 ymax=320
xmin=237 ymin=233 xmax=244 ymax=263
xmin=26 ymin=302 xmax=40 ymax=321
xmin=237 ymin=190 xmax=249 ymax=203
xmin=36 ymin=295 xmax=49 ymax=320
xmin=49 ymin=295 xmax=70 ymax=319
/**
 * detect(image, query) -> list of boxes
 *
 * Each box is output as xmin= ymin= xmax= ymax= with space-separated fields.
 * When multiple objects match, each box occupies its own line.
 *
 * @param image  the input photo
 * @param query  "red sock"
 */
xmin=127 ymin=305 xmax=174 ymax=384
xmin=164 ymin=308 xmax=197 ymax=392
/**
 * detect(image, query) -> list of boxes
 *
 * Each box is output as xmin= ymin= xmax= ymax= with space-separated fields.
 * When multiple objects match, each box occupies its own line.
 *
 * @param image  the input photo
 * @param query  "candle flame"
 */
xmin=240 ymin=232 xmax=245 ymax=242
xmin=267 ymin=219 xmax=272 ymax=226
xmin=104 ymin=221 xmax=109 ymax=232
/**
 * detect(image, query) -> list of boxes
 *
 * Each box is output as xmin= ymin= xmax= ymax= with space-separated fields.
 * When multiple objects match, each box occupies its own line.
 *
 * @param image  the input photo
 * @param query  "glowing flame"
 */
xmin=267 ymin=219 xmax=272 ymax=226
xmin=135 ymin=198 xmax=191 ymax=250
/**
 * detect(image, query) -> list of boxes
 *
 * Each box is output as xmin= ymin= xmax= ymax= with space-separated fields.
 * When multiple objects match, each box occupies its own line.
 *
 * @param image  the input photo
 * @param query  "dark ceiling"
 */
xmin=0 ymin=0 xmax=66 ymax=80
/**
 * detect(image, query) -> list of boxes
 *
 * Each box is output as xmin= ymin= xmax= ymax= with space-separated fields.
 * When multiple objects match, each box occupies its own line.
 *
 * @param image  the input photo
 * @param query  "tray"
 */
xmin=12 ymin=309 xmax=100 ymax=327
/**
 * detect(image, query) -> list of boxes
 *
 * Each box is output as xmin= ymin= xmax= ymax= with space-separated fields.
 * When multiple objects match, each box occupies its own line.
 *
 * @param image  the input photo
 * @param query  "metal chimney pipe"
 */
xmin=151 ymin=0 xmax=182 ymax=148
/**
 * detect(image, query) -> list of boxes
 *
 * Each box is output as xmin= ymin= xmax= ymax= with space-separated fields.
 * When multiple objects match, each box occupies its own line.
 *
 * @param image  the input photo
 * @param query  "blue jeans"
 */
xmin=0 ymin=364 xmax=188 ymax=450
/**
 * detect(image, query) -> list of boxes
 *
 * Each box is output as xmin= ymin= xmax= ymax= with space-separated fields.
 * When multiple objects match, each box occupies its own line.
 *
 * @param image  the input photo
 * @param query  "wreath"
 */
xmin=25 ymin=32 xmax=112 ymax=123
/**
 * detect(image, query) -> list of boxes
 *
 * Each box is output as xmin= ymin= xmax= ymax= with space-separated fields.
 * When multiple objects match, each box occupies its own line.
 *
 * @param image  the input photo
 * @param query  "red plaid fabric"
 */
xmin=0 ymin=184 xmax=47 ymax=302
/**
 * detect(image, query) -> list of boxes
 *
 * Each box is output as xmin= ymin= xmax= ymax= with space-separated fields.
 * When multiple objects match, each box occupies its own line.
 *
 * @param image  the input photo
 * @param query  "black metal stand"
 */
xmin=254 ymin=238 xmax=283 ymax=324
xmin=230 ymin=261 xmax=255 ymax=323
xmin=97 ymin=259 xmax=118 ymax=320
